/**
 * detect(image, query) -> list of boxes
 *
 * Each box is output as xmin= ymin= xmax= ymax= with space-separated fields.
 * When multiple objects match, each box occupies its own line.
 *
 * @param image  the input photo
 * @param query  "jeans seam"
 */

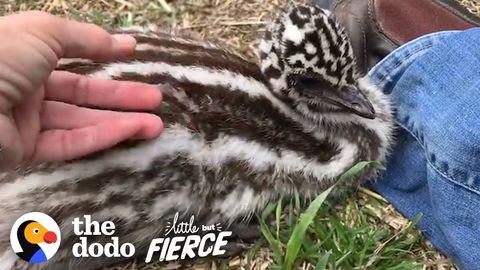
xmin=427 ymin=161 xmax=480 ymax=196
xmin=395 ymin=120 xmax=480 ymax=196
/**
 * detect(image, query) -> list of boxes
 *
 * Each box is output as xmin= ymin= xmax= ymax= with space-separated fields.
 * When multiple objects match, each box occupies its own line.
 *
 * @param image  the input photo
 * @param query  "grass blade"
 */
xmin=258 ymin=215 xmax=283 ymax=265
xmin=276 ymin=197 xmax=283 ymax=240
xmin=315 ymin=251 xmax=332 ymax=270
xmin=284 ymin=185 xmax=334 ymax=270
xmin=284 ymin=161 xmax=378 ymax=270
xmin=338 ymin=161 xmax=383 ymax=182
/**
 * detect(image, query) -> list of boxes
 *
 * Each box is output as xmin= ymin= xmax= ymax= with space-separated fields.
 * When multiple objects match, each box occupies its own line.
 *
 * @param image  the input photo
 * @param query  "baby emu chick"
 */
xmin=0 ymin=4 xmax=393 ymax=270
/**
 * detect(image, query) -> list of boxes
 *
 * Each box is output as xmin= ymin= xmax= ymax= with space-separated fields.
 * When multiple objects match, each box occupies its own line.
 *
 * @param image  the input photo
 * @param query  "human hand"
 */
xmin=0 ymin=11 xmax=163 ymax=170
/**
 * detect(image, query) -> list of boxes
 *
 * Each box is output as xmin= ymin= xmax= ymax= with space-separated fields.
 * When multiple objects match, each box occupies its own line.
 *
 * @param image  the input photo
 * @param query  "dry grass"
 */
xmin=459 ymin=0 xmax=480 ymax=16
xmin=1 ymin=0 xmax=293 ymax=60
xmin=1 ymin=0 xmax=479 ymax=269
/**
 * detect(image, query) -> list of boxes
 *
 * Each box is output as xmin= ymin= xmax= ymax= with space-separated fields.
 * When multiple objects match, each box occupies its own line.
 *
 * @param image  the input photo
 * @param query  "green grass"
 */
xmin=66 ymin=2 xmax=177 ymax=29
xmin=257 ymin=162 xmax=425 ymax=270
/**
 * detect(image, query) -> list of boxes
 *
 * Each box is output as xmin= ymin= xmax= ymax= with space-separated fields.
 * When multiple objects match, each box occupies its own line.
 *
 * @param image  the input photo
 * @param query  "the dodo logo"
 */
xmin=10 ymin=212 xmax=61 ymax=264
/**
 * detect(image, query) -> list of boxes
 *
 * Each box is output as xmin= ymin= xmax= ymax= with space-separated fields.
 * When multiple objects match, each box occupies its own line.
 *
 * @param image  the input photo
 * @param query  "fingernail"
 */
xmin=112 ymin=34 xmax=137 ymax=52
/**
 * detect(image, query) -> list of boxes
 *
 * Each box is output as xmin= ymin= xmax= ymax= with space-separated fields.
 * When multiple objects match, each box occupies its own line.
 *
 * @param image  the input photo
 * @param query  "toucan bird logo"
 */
xmin=10 ymin=212 xmax=61 ymax=264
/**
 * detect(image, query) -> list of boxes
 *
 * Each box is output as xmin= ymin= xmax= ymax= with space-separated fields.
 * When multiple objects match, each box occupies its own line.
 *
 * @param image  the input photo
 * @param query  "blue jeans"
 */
xmin=368 ymin=29 xmax=480 ymax=270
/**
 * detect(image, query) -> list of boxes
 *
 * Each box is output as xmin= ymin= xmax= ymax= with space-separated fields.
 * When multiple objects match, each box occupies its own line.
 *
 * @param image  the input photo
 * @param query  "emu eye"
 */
xmin=33 ymin=228 xmax=39 ymax=234
xmin=294 ymin=76 xmax=332 ymax=97
xmin=299 ymin=77 xmax=318 ymax=88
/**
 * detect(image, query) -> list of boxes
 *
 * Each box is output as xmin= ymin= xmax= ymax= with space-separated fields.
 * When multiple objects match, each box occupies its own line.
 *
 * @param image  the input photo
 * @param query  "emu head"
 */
xmin=260 ymin=4 xmax=375 ymax=121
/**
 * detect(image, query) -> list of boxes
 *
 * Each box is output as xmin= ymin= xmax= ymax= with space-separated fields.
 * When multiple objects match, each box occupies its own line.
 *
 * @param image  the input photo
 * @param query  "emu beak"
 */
xmin=323 ymin=85 xmax=376 ymax=119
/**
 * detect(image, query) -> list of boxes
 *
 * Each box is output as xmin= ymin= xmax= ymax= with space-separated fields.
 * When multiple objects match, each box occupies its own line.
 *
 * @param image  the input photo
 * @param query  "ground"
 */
xmin=1 ymin=0 xmax=478 ymax=269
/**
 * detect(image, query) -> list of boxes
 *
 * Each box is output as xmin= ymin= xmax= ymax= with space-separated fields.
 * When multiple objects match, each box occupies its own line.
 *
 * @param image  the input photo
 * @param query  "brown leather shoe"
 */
xmin=312 ymin=0 xmax=480 ymax=75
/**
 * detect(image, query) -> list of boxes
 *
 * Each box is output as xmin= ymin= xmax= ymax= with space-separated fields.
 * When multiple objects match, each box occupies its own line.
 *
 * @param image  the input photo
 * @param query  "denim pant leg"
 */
xmin=368 ymin=29 xmax=480 ymax=270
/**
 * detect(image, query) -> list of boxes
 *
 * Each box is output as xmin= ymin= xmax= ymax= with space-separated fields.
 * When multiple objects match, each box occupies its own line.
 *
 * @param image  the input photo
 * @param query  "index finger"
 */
xmin=16 ymin=11 xmax=137 ymax=61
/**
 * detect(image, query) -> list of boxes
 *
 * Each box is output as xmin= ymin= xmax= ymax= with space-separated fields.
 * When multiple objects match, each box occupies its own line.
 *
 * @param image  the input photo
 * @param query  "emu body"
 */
xmin=0 ymin=5 xmax=393 ymax=269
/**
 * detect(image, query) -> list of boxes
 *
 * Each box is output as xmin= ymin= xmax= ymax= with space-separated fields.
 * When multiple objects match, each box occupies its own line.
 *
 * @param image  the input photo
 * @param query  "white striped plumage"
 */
xmin=0 ymin=4 xmax=394 ymax=269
